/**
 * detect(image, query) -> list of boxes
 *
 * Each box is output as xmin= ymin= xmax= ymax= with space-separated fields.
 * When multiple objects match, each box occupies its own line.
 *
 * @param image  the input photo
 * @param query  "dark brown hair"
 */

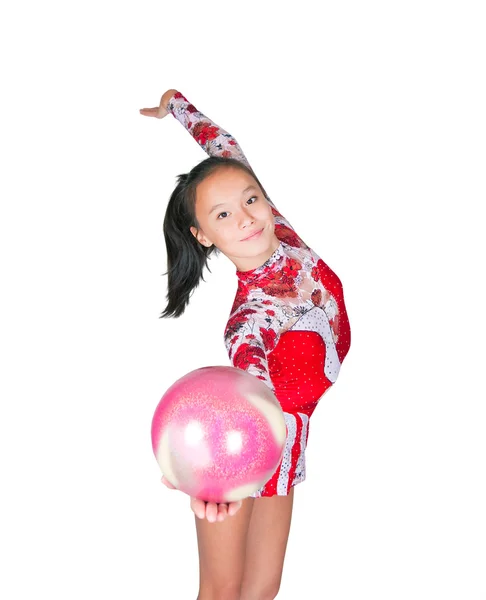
xmin=160 ymin=156 xmax=269 ymax=318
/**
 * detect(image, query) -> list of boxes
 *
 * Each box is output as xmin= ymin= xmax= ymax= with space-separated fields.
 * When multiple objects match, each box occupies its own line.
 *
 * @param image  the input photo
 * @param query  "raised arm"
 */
xmin=160 ymin=90 xmax=306 ymax=249
xmin=166 ymin=91 xmax=253 ymax=169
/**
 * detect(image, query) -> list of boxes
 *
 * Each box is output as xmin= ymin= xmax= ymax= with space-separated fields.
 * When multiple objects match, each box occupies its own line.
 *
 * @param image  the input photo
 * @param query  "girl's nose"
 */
xmin=238 ymin=209 xmax=255 ymax=228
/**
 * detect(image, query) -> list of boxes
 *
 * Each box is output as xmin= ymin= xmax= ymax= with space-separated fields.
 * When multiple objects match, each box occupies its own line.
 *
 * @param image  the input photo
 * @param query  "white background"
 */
xmin=1 ymin=1 xmax=485 ymax=598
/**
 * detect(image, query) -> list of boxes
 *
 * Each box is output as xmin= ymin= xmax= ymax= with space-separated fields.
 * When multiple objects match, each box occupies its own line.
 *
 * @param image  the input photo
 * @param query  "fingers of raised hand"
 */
xmin=139 ymin=106 xmax=169 ymax=119
xmin=139 ymin=107 xmax=157 ymax=116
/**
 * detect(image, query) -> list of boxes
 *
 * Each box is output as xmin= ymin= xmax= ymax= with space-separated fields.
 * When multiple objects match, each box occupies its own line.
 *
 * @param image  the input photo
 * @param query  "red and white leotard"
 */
xmin=167 ymin=91 xmax=351 ymax=498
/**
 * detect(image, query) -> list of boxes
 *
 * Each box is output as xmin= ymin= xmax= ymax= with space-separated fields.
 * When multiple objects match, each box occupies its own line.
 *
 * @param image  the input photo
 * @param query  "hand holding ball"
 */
xmin=151 ymin=366 xmax=287 ymax=503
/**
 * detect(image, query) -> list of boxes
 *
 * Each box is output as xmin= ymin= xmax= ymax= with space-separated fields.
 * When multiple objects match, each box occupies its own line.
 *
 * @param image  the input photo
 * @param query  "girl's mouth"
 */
xmin=241 ymin=228 xmax=264 ymax=241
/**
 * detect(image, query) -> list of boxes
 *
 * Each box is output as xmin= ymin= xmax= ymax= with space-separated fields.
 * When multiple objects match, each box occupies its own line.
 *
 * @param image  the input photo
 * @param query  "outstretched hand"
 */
xmin=160 ymin=475 xmax=243 ymax=523
xmin=140 ymin=88 xmax=178 ymax=120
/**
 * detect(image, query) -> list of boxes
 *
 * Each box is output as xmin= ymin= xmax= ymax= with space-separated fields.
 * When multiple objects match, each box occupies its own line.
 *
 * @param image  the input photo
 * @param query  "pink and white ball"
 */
xmin=151 ymin=366 xmax=287 ymax=503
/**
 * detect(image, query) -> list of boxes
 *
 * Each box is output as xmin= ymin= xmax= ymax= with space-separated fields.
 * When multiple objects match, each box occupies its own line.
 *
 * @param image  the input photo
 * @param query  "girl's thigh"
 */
xmin=240 ymin=487 xmax=295 ymax=599
xmin=195 ymin=497 xmax=255 ymax=596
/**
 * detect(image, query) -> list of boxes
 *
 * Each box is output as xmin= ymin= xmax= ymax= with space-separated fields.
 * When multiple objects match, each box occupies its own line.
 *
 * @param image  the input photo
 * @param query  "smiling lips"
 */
xmin=241 ymin=228 xmax=264 ymax=242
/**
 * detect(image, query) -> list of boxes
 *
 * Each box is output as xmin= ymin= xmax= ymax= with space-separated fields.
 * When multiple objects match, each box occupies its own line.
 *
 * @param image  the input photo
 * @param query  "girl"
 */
xmin=140 ymin=89 xmax=351 ymax=600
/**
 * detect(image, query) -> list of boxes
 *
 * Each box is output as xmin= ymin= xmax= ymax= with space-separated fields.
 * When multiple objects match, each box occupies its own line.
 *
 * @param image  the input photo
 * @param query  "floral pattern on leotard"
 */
xmin=167 ymin=91 xmax=351 ymax=397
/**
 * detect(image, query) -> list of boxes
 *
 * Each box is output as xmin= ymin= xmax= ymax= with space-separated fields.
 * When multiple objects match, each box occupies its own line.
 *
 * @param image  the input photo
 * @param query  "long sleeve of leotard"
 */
xmin=166 ymin=91 xmax=304 ymax=245
xmin=167 ymin=92 xmax=321 ymax=395
xmin=166 ymin=91 xmax=253 ymax=168
xmin=225 ymin=305 xmax=276 ymax=392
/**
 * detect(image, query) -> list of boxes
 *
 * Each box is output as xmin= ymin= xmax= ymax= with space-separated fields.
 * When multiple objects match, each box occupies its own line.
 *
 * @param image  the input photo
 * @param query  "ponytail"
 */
xmin=160 ymin=156 xmax=268 ymax=318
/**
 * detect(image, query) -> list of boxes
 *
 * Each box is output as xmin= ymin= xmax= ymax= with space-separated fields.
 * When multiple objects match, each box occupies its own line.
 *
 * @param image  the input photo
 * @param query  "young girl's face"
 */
xmin=190 ymin=167 xmax=280 ymax=272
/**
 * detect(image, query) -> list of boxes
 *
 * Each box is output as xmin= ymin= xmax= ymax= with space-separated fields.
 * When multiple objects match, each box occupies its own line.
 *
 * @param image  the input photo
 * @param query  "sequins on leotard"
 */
xmin=167 ymin=91 xmax=351 ymax=497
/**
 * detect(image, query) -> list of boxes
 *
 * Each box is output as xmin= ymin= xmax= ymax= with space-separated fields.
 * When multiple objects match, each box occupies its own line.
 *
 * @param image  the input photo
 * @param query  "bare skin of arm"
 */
xmin=140 ymin=89 xmax=243 ymax=523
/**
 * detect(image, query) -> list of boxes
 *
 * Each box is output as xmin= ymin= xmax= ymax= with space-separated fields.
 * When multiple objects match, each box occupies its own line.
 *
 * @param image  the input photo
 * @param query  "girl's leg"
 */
xmin=195 ymin=496 xmax=255 ymax=600
xmin=240 ymin=486 xmax=295 ymax=600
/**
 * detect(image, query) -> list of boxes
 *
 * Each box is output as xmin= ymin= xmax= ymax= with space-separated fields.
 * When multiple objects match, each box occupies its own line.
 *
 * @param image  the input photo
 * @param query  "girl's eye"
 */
xmin=217 ymin=197 xmax=257 ymax=219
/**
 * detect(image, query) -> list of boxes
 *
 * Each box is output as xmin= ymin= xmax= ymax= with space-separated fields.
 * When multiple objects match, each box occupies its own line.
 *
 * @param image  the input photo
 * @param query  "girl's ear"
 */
xmin=190 ymin=225 xmax=212 ymax=248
